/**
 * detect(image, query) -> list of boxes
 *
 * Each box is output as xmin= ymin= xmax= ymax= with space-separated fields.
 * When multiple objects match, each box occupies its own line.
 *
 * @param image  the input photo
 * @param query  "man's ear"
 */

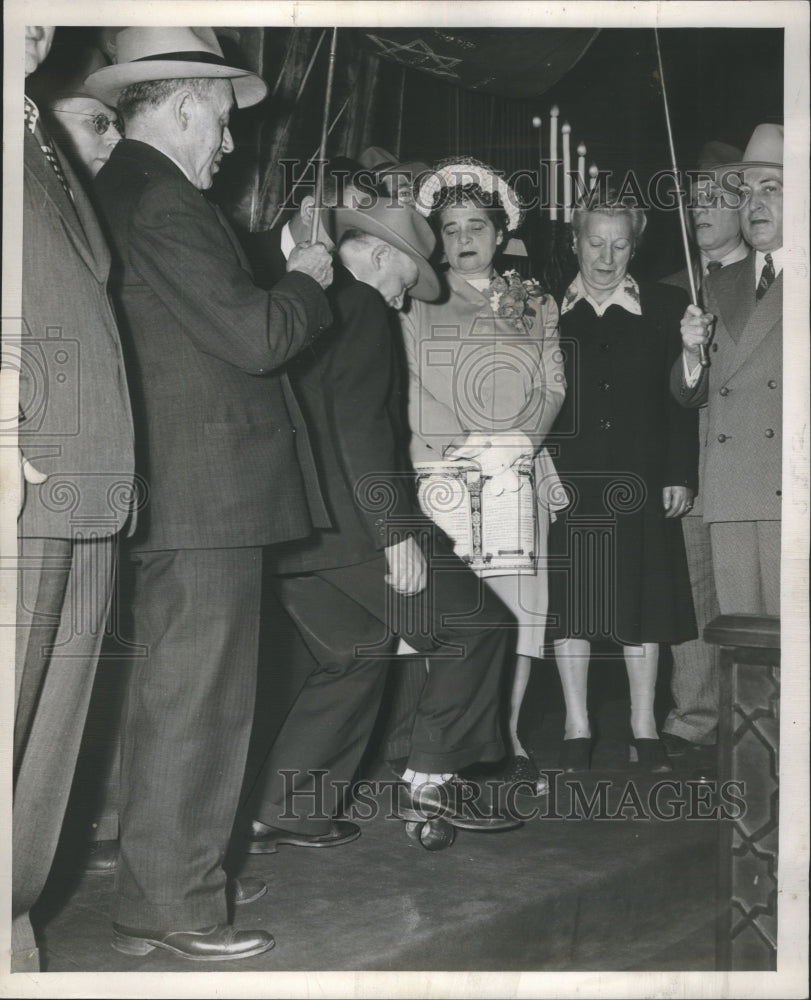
xmin=300 ymin=195 xmax=315 ymax=225
xmin=175 ymin=91 xmax=194 ymax=131
xmin=370 ymin=242 xmax=390 ymax=271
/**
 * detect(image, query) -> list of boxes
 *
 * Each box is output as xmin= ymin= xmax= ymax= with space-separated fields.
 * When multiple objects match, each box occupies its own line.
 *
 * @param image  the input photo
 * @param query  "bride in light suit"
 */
xmin=393 ymin=158 xmax=566 ymax=791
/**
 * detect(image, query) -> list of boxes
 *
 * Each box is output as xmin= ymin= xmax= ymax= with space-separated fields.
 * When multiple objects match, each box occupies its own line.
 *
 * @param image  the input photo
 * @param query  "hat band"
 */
xmin=133 ymin=50 xmax=229 ymax=67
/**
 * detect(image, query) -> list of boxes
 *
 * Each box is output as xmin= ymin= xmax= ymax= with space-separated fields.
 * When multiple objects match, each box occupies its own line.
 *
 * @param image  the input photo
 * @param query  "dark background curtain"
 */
xmin=32 ymin=25 xmax=784 ymax=285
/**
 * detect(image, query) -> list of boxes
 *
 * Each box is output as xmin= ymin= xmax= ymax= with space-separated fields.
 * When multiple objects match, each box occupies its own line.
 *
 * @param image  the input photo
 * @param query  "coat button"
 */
xmin=599 ymin=380 xmax=611 ymax=391
xmin=712 ymin=344 xmax=718 ymax=353
xmin=717 ymin=433 xmax=728 ymax=443
xmin=764 ymin=428 xmax=775 ymax=438
xmin=599 ymin=342 xmax=610 ymax=352
xmin=719 ymin=387 xmax=729 ymax=396
xmin=767 ymin=379 xmax=777 ymax=388
xmin=599 ymin=418 xmax=612 ymax=431
xmin=776 ymin=490 xmax=782 ymax=496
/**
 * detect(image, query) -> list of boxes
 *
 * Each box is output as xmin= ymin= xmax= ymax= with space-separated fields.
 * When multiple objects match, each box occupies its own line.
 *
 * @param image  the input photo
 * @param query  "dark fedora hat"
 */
xmin=334 ymin=200 xmax=440 ymax=302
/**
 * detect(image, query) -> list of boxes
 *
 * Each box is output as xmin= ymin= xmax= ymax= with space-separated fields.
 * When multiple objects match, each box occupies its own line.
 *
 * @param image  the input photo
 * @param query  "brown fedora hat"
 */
xmin=84 ymin=27 xmax=267 ymax=109
xmin=334 ymin=200 xmax=440 ymax=302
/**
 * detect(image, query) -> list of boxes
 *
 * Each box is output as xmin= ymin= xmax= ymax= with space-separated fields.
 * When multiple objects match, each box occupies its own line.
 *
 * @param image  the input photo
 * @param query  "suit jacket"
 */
xmin=16 ymin=128 xmax=134 ymax=539
xmin=271 ymin=265 xmax=417 ymax=573
xmin=670 ymin=251 xmax=782 ymax=523
xmin=663 ymin=264 xmax=706 ymax=517
xmin=245 ymin=224 xmax=287 ymax=291
xmin=93 ymin=140 xmax=331 ymax=550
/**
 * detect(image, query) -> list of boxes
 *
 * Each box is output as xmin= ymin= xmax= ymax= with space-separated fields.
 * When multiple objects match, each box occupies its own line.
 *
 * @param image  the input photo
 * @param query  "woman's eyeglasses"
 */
xmin=52 ymin=109 xmax=123 ymax=136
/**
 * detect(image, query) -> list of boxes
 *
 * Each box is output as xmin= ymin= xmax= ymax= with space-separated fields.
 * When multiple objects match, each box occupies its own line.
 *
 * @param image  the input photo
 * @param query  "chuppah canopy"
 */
xmin=355 ymin=27 xmax=600 ymax=99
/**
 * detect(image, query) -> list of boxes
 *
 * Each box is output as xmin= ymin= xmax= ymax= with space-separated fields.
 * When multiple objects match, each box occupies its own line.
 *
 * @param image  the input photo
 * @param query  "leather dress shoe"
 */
xmin=229 ymin=876 xmax=268 ymax=906
xmin=83 ymin=839 xmax=119 ymax=875
xmin=397 ymin=777 xmax=521 ymax=831
xmin=247 ymin=819 xmax=360 ymax=854
xmin=112 ymin=922 xmax=274 ymax=961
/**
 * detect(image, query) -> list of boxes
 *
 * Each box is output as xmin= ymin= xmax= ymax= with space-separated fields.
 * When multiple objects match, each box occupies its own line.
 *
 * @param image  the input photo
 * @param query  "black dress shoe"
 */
xmin=559 ymin=738 xmax=592 ymax=773
xmin=83 ymin=840 xmax=119 ymax=875
xmin=629 ymin=738 xmax=673 ymax=773
xmin=111 ymin=922 xmax=274 ymax=961
xmin=397 ymin=777 xmax=521 ymax=831
xmin=500 ymin=755 xmax=549 ymax=795
xmin=229 ymin=876 xmax=267 ymax=906
xmin=247 ymin=820 xmax=360 ymax=854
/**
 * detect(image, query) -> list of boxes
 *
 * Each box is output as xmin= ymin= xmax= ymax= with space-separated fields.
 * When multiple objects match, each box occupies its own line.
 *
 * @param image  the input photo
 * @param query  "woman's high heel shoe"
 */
xmin=629 ymin=738 xmax=673 ymax=773
xmin=559 ymin=738 xmax=592 ymax=773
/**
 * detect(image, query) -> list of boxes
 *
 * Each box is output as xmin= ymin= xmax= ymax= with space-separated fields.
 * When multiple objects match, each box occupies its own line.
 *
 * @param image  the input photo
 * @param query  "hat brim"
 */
xmin=84 ymin=61 xmax=267 ymax=109
xmin=713 ymin=160 xmax=783 ymax=173
xmin=334 ymin=206 xmax=440 ymax=302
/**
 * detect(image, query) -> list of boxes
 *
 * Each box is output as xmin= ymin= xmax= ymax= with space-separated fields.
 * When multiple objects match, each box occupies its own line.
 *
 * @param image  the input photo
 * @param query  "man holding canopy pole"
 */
xmin=672 ymin=124 xmax=783 ymax=618
xmin=84 ymin=26 xmax=334 ymax=962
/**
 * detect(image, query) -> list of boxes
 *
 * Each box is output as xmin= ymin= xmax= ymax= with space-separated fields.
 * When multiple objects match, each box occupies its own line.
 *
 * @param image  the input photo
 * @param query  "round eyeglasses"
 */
xmin=51 ymin=109 xmax=123 ymax=136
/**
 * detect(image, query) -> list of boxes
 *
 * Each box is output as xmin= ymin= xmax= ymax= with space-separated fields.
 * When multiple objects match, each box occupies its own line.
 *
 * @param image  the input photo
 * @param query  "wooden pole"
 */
xmin=654 ymin=27 xmax=708 ymax=367
xmin=310 ymin=28 xmax=339 ymax=243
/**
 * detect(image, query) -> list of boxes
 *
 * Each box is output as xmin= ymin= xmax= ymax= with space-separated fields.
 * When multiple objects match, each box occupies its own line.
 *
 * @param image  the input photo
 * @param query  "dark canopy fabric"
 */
xmin=357 ymin=28 xmax=599 ymax=99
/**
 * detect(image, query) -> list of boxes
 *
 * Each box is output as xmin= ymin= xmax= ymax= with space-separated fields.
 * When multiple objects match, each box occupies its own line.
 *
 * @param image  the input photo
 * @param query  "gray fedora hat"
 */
xmin=334 ymin=200 xmax=440 ymax=302
xmin=84 ymin=27 xmax=267 ymax=109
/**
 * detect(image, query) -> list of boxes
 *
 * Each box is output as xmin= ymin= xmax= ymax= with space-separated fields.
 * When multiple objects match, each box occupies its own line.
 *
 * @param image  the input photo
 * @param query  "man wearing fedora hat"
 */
xmin=673 ymin=124 xmax=784 ymax=619
xmin=84 ymin=27 xmax=335 ymax=961
xmin=660 ymin=140 xmax=748 ymax=759
xmin=243 ymin=198 xmax=520 ymax=851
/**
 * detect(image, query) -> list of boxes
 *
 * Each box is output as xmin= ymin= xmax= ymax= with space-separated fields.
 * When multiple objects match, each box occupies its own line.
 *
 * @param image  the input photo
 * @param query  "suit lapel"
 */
xmin=710 ymin=252 xmax=755 ymax=345
xmin=25 ymin=130 xmax=106 ymax=281
xmin=212 ymin=202 xmax=254 ymax=276
xmin=723 ymin=271 xmax=783 ymax=381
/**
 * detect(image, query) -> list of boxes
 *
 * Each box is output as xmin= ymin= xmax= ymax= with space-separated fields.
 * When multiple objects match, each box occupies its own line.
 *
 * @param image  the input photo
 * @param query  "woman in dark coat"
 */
xmin=547 ymin=193 xmax=698 ymax=772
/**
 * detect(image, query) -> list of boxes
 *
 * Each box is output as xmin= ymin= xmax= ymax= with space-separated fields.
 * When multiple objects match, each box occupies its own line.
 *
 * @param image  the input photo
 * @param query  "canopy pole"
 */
xmin=310 ymin=28 xmax=339 ymax=244
xmin=654 ymin=27 xmax=709 ymax=368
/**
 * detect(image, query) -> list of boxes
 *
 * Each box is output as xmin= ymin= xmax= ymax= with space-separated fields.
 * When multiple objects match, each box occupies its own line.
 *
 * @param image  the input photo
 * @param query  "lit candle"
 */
xmin=549 ymin=105 xmax=559 ymax=221
xmin=532 ymin=117 xmax=542 ymax=218
xmin=589 ymin=163 xmax=599 ymax=192
xmin=562 ymin=122 xmax=572 ymax=222
xmin=577 ymin=143 xmax=587 ymax=202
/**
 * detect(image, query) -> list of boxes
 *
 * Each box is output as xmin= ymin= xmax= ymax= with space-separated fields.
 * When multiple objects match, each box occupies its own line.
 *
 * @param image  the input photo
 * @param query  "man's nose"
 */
xmin=222 ymin=127 xmax=234 ymax=154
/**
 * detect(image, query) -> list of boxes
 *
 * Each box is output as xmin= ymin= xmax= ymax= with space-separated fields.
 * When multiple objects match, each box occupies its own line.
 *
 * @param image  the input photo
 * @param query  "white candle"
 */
xmin=589 ymin=163 xmax=599 ymax=192
xmin=549 ymin=106 xmax=559 ymax=221
xmin=532 ymin=117 xmax=542 ymax=219
xmin=562 ymin=122 xmax=572 ymax=222
xmin=577 ymin=143 xmax=587 ymax=202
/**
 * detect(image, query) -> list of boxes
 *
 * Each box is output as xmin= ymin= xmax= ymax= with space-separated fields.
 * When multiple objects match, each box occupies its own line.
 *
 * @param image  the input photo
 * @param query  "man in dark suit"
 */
xmin=673 ymin=124 xmax=783 ymax=618
xmin=5 ymin=26 xmax=135 ymax=972
xmin=243 ymin=198 xmax=520 ymax=854
xmin=85 ymin=27 xmax=334 ymax=961
xmin=661 ymin=141 xmax=748 ymax=759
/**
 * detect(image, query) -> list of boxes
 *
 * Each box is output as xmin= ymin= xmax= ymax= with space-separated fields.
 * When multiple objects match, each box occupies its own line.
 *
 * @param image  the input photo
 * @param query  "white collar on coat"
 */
xmin=561 ymin=272 xmax=642 ymax=318
xmin=280 ymin=221 xmax=295 ymax=261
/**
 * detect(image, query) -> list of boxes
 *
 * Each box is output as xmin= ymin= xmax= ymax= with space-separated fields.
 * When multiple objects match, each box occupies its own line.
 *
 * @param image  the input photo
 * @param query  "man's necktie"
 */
xmin=756 ymin=253 xmax=775 ymax=301
xmin=24 ymin=97 xmax=73 ymax=200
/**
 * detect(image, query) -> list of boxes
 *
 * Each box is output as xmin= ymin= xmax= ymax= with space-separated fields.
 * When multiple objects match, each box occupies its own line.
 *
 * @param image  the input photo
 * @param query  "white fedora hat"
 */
xmin=738 ymin=123 xmax=783 ymax=170
xmin=84 ymin=27 xmax=267 ymax=109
